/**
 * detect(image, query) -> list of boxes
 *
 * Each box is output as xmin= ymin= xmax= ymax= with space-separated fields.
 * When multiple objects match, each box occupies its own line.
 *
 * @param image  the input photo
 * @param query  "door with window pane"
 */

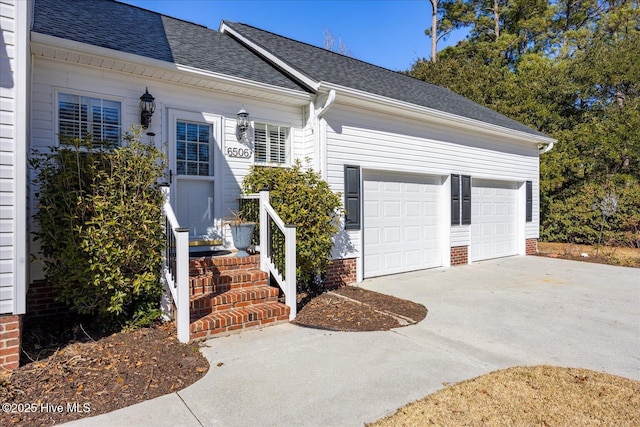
xmin=173 ymin=121 xmax=216 ymax=242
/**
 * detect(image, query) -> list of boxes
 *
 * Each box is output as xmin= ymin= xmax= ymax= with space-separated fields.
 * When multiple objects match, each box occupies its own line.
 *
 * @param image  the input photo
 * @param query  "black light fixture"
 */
xmin=140 ymin=88 xmax=156 ymax=129
xmin=236 ymin=107 xmax=249 ymax=141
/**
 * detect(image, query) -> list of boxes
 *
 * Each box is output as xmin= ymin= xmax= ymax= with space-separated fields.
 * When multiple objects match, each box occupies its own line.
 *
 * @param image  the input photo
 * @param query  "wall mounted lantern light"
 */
xmin=236 ymin=107 xmax=250 ymax=141
xmin=140 ymin=88 xmax=156 ymax=129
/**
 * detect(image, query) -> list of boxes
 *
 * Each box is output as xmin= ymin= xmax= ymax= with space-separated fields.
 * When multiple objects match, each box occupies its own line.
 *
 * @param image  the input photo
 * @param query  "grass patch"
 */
xmin=369 ymin=366 xmax=639 ymax=427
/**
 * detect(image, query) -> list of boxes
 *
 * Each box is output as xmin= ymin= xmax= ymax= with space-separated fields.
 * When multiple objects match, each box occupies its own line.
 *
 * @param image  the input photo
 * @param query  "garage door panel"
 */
xmin=384 ymin=227 xmax=401 ymax=243
xmin=364 ymin=171 xmax=442 ymax=278
xmin=384 ymin=201 xmax=402 ymax=217
xmin=471 ymin=179 xmax=518 ymax=262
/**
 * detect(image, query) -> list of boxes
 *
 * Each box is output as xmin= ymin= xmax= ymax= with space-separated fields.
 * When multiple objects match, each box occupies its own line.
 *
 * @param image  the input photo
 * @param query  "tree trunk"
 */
xmin=494 ymin=0 xmax=500 ymax=40
xmin=431 ymin=0 xmax=438 ymax=62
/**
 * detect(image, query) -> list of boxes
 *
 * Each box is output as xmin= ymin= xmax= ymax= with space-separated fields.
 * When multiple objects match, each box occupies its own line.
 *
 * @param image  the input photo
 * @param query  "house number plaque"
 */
xmin=226 ymin=147 xmax=252 ymax=159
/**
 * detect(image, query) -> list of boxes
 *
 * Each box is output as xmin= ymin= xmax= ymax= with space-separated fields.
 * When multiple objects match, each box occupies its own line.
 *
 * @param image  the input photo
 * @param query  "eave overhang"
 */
xmin=30 ymin=32 xmax=311 ymax=107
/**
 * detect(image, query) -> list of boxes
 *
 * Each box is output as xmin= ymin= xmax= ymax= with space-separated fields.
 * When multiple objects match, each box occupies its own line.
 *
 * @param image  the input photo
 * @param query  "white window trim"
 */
xmin=54 ymin=88 xmax=124 ymax=146
xmin=252 ymin=122 xmax=292 ymax=166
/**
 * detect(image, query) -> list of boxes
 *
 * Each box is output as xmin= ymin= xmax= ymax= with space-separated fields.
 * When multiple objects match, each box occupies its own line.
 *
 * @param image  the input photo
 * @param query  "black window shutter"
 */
xmin=451 ymin=174 xmax=460 ymax=225
xmin=344 ymin=165 xmax=361 ymax=230
xmin=526 ymin=180 xmax=533 ymax=222
xmin=461 ymin=175 xmax=472 ymax=225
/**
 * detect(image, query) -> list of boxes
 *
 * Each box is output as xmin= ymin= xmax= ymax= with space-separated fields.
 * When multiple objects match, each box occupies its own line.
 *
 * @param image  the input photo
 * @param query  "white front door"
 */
xmin=170 ymin=112 xmax=219 ymax=242
xmin=363 ymin=171 xmax=442 ymax=278
xmin=470 ymin=179 xmax=518 ymax=261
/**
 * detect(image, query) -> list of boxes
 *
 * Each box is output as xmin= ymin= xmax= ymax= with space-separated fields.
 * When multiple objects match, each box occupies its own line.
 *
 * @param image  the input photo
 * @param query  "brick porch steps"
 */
xmin=188 ymin=254 xmax=290 ymax=341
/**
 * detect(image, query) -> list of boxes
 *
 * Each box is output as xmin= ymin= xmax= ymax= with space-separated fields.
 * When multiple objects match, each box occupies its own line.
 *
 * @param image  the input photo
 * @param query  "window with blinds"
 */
xmin=58 ymin=93 xmax=121 ymax=146
xmin=253 ymin=123 xmax=290 ymax=165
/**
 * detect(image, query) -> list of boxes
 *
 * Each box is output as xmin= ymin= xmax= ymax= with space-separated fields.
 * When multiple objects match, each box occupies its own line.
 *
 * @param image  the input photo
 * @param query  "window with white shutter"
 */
xmin=58 ymin=93 xmax=121 ymax=146
xmin=254 ymin=123 xmax=290 ymax=165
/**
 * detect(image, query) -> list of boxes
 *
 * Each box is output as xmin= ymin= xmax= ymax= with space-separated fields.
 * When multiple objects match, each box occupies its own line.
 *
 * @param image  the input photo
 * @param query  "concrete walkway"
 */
xmin=66 ymin=256 xmax=639 ymax=426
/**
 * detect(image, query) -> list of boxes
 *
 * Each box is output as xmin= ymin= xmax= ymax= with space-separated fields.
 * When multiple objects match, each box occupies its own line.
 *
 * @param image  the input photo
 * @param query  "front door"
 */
xmin=169 ymin=112 xmax=219 ymax=243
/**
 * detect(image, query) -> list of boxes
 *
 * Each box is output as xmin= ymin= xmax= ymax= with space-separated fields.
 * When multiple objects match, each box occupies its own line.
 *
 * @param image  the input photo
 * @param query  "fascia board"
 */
xmin=30 ymin=32 xmax=310 ymax=103
xmin=220 ymin=22 xmax=320 ymax=93
xmin=319 ymin=82 xmax=557 ymax=146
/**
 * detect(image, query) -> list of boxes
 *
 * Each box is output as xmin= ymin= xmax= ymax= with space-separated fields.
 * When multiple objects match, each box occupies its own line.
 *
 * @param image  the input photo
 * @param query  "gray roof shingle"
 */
xmin=32 ymin=0 xmax=307 ymax=92
xmin=224 ymin=22 xmax=548 ymax=138
xmin=31 ymin=0 xmax=548 ymax=138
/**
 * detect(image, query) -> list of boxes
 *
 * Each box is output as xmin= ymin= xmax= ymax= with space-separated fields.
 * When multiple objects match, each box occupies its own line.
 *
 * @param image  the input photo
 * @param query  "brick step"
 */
xmin=190 ymin=268 xmax=269 ymax=297
xmin=190 ymin=285 xmax=280 ymax=317
xmin=189 ymin=254 xmax=260 ymax=275
xmin=190 ymin=301 xmax=290 ymax=341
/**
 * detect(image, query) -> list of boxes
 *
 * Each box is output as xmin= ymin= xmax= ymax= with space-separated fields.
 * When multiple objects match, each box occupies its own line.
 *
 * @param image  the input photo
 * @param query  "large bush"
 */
xmin=31 ymin=126 xmax=166 ymax=330
xmin=242 ymin=161 xmax=344 ymax=294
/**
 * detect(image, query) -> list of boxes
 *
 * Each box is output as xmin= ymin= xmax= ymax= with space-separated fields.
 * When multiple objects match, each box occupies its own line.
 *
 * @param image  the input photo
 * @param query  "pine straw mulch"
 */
xmin=536 ymin=242 xmax=640 ymax=268
xmin=293 ymin=285 xmax=428 ymax=331
xmin=369 ymin=365 xmax=640 ymax=427
xmin=0 ymin=286 xmax=421 ymax=426
xmin=2 ymin=286 xmax=638 ymax=426
xmin=0 ymin=321 xmax=208 ymax=426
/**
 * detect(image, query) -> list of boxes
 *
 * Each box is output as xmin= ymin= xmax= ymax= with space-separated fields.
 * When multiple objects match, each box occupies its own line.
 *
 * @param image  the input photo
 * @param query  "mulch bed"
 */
xmin=294 ymin=286 xmax=428 ymax=331
xmin=1 ymin=322 xmax=208 ymax=426
xmin=1 ymin=286 xmax=424 ymax=426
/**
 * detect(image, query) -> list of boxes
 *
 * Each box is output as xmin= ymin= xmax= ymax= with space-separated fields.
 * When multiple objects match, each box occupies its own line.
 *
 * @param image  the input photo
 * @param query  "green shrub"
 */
xmin=242 ymin=161 xmax=344 ymax=294
xmin=31 ymin=126 xmax=166 ymax=330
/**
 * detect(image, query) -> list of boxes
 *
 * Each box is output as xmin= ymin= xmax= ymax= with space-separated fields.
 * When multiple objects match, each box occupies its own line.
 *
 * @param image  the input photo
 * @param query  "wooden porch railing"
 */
xmin=161 ymin=186 xmax=190 ymax=343
xmin=255 ymin=190 xmax=297 ymax=320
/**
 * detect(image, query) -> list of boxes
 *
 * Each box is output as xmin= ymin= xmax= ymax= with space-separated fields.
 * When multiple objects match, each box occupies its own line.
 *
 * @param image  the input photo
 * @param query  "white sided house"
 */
xmin=2 ymin=0 xmax=555 ymax=367
xmin=0 ymin=0 xmax=30 ymax=371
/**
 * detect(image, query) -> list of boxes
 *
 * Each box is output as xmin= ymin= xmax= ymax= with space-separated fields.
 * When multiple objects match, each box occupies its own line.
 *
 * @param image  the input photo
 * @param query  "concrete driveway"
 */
xmin=66 ymin=256 xmax=639 ymax=427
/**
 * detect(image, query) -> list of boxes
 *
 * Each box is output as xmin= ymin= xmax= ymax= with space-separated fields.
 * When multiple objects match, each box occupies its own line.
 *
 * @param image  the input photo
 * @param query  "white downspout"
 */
xmin=539 ymin=141 xmax=554 ymax=155
xmin=313 ymin=90 xmax=336 ymax=180
xmin=317 ymin=89 xmax=336 ymax=119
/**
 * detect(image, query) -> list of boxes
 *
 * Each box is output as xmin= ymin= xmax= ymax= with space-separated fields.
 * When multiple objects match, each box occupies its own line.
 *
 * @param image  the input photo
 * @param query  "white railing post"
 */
xmin=259 ymin=189 xmax=269 ymax=272
xmin=284 ymin=224 xmax=297 ymax=320
xmin=175 ymin=227 xmax=190 ymax=343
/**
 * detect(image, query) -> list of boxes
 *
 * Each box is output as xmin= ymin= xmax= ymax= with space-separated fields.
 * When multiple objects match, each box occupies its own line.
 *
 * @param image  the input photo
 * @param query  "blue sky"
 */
xmin=120 ymin=0 xmax=468 ymax=71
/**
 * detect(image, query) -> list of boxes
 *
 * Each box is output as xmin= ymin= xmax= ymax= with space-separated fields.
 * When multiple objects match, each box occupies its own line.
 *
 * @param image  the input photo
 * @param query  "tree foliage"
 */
xmin=413 ymin=0 xmax=640 ymax=247
xmin=31 ymin=126 xmax=167 ymax=329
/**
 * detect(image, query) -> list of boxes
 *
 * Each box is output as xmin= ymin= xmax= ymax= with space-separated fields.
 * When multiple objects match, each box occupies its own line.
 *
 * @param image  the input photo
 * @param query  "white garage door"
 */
xmin=363 ymin=172 xmax=442 ymax=278
xmin=471 ymin=179 xmax=518 ymax=261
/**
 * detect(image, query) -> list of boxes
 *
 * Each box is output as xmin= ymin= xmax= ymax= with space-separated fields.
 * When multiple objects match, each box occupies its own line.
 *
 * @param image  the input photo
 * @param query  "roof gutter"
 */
xmin=320 ymin=82 xmax=557 ymax=146
xmin=30 ymin=32 xmax=310 ymax=103
xmin=538 ymin=141 xmax=555 ymax=155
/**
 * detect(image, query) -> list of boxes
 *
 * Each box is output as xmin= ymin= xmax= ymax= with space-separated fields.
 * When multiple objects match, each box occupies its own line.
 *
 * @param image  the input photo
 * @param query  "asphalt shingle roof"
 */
xmin=32 ymin=0 xmax=307 ymax=92
xmin=224 ymin=22 xmax=548 ymax=138
xmin=32 ymin=0 xmax=548 ymax=138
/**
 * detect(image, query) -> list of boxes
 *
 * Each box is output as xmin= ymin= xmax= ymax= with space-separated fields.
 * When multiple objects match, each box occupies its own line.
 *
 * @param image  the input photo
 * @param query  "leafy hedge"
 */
xmin=31 ymin=127 xmax=166 ymax=330
xmin=241 ymin=161 xmax=344 ymax=294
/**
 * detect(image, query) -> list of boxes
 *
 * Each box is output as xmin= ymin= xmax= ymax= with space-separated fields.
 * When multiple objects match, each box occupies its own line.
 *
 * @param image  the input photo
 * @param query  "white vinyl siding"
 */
xmin=1 ymin=0 xmax=29 ymax=314
xmin=254 ymin=123 xmax=290 ymax=165
xmin=30 ymin=56 xmax=305 ymax=276
xmin=323 ymin=104 xmax=540 ymax=277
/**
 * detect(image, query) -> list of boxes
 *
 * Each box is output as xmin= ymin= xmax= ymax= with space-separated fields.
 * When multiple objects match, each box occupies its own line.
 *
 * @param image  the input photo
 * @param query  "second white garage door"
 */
xmin=470 ymin=179 xmax=518 ymax=261
xmin=363 ymin=171 xmax=442 ymax=278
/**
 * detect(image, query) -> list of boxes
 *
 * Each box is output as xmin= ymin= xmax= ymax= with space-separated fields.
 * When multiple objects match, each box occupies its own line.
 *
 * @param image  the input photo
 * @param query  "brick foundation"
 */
xmin=526 ymin=238 xmax=538 ymax=255
xmin=0 ymin=315 xmax=22 ymax=373
xmin=26 ymin=280 xmax=70 ymax=319
xmin=450 ymin=246 xmax=469 ymax=266
xmin=323 ymin=258 xmax=357 ymax=289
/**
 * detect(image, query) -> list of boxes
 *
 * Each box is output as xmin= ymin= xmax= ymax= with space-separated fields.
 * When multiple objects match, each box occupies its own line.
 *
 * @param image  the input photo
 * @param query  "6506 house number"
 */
xmin=226 ymin=147 xmax=252 ymax=159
